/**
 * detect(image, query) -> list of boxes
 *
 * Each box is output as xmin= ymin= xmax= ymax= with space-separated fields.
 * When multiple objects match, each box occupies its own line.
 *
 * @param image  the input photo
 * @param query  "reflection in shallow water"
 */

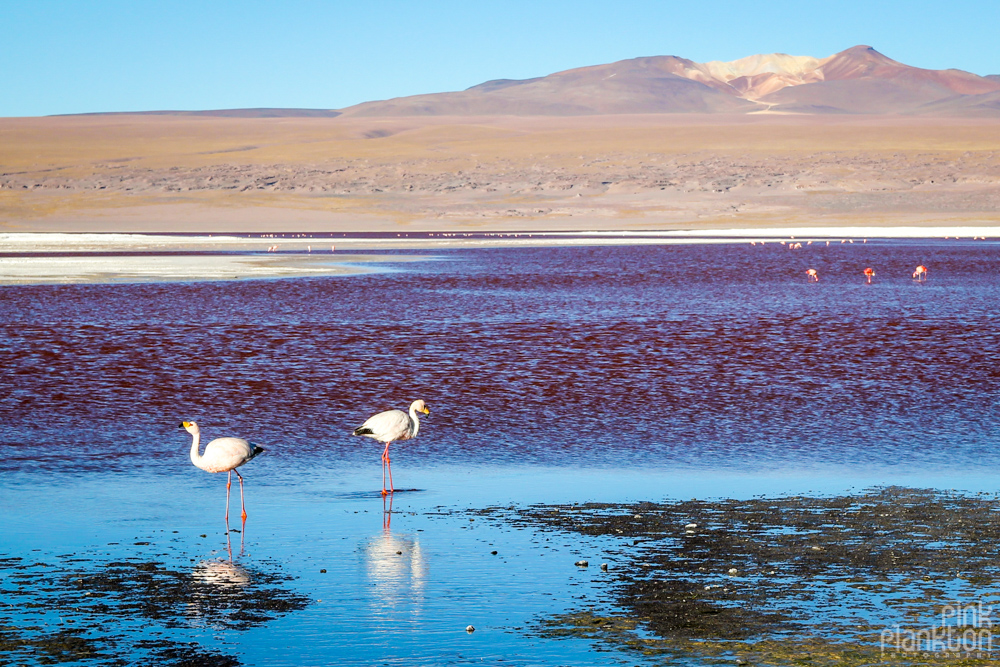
xmin=0 ymin=543 xmax=310 ymax=665
xmin=191 ymin=558 xmax=252 ymax=589
xmin=187 ymin=558 xmax=253 ymax=627
xmin=363 ymin=497 xmax=426 ymax=618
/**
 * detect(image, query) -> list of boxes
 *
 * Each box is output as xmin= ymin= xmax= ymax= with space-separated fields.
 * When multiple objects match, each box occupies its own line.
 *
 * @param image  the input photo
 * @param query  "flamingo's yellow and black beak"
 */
xmin=179 ymin=421 xmax=191 ymax=429
xmin=422 ymin=407 xmax=431 ymax=415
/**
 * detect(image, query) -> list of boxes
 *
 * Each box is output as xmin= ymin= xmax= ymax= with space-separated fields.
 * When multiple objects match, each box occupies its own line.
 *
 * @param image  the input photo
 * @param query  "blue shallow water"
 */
xmin=2 ymin=239 xmax=1000 ymax=665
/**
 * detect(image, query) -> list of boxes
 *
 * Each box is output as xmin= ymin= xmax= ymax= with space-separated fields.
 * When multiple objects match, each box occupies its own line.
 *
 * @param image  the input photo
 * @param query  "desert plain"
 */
xmin=1 ymin=113 xmax=999 ymax=234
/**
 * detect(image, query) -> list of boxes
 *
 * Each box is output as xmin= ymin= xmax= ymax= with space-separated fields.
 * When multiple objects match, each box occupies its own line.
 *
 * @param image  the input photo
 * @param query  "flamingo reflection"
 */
xmin=363 ymin=495 xmax=426 ymax=612
xmin=192 ymin=558 xmax=251 ymax=588
xmin=186 ymin=557 xmax=251 ymax=624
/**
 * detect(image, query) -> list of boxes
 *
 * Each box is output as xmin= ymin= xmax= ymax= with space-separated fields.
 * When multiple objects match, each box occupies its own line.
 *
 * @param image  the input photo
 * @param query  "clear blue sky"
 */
xmin=2 ymin=0 xmax=998 ymax=117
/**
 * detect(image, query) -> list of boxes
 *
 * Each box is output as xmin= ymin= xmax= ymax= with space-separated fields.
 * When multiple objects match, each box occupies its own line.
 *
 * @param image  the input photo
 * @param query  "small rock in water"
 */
xmin=320 ymin=569 xmax=327 ymax=573
xmin=575 ymin=560 xmax=589 ymax=567
xmin=396 ymin=550 xmax=402 ymax=555
xmin=600 ymin=563 xmax=609 ymax=571
xmin=466 ymin=625 xmax=475 ymax=633
xmin=633 ymin=514 xmax=642 ymax=519
xmin=728 ymin=568 xmax=738 ymax=575
xmin=491 ymin=550 xmax=498 ymax=555
xmin=685 ymin=523 xmax=698 ymax=529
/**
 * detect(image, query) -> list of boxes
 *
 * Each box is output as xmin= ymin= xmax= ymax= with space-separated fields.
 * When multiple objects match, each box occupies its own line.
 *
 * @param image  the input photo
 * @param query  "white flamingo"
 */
xmin=353 ymin=400 xmax=430 ymax=495
xmin=181 ymin=421 xmax=265 ymax=523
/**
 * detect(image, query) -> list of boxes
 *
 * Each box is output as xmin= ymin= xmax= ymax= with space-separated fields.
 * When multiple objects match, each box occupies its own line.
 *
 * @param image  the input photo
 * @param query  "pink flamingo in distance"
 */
xmin=913 ymin=265 xmax=928 ymax=281
xmin=806 ymin=269 xmax=819 ymax=282
xmin=864 ymin=267 xmax=875 ymax=284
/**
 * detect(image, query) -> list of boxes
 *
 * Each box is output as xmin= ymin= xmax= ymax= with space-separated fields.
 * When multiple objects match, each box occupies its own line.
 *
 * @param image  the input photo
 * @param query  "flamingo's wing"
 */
xmin=201 ymin=437 xmax=256 ymax=472
xmin=354 ymin=409 xmax=411 ymax=442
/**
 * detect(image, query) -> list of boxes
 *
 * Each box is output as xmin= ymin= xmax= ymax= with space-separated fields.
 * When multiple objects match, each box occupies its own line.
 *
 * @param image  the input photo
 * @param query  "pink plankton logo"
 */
xmin=881 ymin=602 xmax=995 ymax=657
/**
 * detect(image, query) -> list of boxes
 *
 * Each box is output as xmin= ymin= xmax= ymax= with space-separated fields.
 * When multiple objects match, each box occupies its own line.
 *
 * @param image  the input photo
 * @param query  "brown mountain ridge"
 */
xmin=339 ymin=45 xmax=1000 ymax=117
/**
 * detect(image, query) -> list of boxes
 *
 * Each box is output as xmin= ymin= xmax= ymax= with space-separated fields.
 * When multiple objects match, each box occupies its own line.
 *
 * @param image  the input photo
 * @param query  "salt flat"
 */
xmin=0 ymin=249 xmax=427 ymax=285
xmin=3 ymin=225 xmax=999 ymax=284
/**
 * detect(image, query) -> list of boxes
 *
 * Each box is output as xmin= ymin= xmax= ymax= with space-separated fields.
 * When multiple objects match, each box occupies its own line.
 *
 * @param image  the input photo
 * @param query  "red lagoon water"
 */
xmin=2 ymin=241 xmax=999 ymax=475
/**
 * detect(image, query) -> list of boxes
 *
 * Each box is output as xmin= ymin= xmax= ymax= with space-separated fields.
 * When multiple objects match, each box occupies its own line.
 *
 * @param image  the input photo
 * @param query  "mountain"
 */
xmin=341 ymin=57 xmax=760 ymax=116
xmin=911 ymin=90 xmax=1000 ymax=117
xmin=66 ymin=108 xmax=342 ymax=118
xmin=756 ymin=46 xmax=1000 ymax=114
xmin=338 ymin=45 xmax=1000 ymax=117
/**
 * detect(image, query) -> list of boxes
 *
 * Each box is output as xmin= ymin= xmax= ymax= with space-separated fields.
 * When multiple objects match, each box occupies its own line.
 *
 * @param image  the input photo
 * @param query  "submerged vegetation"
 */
xmin=479 ymin=487 xmax=1000 ymax=666
xmin=0 ymin=550 xmax=309 ymax=666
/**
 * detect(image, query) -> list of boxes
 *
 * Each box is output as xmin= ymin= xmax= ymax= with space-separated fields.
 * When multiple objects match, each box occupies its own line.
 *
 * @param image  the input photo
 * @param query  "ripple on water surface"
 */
xmin=1 ymin=241 xmax=999 ymax=475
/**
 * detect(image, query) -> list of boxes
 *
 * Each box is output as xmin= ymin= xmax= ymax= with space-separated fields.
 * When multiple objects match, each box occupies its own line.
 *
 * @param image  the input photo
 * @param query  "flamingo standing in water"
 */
xmin=353 ymin=400 xmax=430 ymax=495
xmin=806 ymin=269 xmax=819 ymax=282
xmin=864 ymin=267 xmax=875 ymax=284
xmin=181 ymin=421 xmax=265 ymax=524
xmin=913 ymin=265 xmax=928 ymax=281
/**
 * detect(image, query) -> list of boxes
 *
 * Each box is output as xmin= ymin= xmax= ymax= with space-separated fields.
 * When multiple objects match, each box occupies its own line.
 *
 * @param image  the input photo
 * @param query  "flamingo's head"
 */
xmin=179 ymin=420 xmax=200 ymax=434
xmin=411 ymin=400 xmax=430 ymax=415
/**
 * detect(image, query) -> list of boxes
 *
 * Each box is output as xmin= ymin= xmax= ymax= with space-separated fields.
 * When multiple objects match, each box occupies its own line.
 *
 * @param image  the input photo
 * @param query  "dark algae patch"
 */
xmin=479 ymin=487 xmax=1000 ymax=666
xmin=0 ymin=548 xmax=309 ymax=666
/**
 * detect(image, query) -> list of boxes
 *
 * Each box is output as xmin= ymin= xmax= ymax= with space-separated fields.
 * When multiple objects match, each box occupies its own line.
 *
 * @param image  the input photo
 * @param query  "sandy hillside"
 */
xmin=1 ymin=113 xmax=999 ymax=233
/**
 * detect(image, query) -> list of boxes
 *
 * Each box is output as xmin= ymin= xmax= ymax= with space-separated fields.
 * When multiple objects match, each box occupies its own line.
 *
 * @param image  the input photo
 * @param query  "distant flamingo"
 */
xmin=913 ymin=265 xmax=928 ymax=281
xmin=864 ymin=267 xmax=875 ymax=284
xmin=806 ymin=269 xmax=819 ymax=282
xmin=181 ymin=421 xmax=265 ymax=524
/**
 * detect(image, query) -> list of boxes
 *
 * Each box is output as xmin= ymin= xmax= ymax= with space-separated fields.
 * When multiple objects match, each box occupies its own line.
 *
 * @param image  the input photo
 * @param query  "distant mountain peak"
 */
xmin=338 ymin=45 xmax=1000 ymax=118
xmin=703 ymin=52 xmax=824 ymax=80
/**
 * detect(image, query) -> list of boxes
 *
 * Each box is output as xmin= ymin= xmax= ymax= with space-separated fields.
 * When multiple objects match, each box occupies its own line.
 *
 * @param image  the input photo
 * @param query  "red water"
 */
xmin=2 ymin=242 xmax=999 ymax=474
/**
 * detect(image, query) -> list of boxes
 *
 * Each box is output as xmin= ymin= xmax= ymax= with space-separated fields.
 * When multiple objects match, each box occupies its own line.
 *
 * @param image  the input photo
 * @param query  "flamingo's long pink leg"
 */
xmin=381 ymin=442 xmax=390 ymax=496
xmin=225 ymin=471 xmax=232 ymax=525
xmin=235 ymin=469 xmax=247 ymax=521
xmin=386 ymin=443 xmax=394 ymax=495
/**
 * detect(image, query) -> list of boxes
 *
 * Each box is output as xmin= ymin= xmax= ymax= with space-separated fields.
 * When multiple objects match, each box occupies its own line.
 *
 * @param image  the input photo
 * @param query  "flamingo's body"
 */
xmin=353 ymin=400 xmax=430 ymax=495
xmin=806 ymin=268 xmax=819 ymax=282
xmin=181 ymin=421 xmax=264 ymax=523
xmin=864 ymin=267 xmax=875 ymax=284
xmin=913 ymin=265 xmax=928 ymax=281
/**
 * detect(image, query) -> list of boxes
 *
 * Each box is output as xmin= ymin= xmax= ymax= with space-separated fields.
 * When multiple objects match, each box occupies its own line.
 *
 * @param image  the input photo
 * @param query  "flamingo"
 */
xmin=864 ymin=267 xmax=875 ymax=284
xmin=913 ymin=265 xmax=928 ymax=281
xmin=806 ymin=269 xmax=819 ymax=282
xmin=181 ymin=421 xmax=265 ymax=524
xmin=353 ymin=400 xmax=430 ymax=495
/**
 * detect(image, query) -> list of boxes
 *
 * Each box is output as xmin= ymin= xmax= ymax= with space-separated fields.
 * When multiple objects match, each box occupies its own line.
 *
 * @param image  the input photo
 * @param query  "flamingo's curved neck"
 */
xmin=409 ymin=406 xmax=421 ymax=438
xmin=189 ymin=430 xmax=205 ymax=469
